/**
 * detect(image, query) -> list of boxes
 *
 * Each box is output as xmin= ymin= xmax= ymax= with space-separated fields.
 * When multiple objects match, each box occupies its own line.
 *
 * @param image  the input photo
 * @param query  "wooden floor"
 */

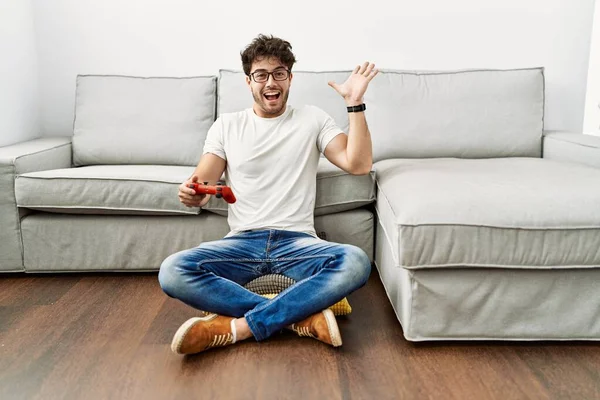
xmin=0 ymin=269 xmax=598 ymax=400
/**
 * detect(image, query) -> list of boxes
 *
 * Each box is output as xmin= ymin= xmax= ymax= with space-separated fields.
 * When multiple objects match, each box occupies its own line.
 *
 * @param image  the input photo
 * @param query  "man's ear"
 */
xmin=289 ymin=72 xmax=293 ymax=86
xmin=246 ymin=75 xmax=251 ymax=87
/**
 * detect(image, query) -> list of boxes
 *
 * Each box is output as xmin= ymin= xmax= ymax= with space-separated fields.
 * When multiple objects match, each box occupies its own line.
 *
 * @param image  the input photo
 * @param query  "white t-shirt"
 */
xmin=202 ymin=105 xmax=343 ymax=237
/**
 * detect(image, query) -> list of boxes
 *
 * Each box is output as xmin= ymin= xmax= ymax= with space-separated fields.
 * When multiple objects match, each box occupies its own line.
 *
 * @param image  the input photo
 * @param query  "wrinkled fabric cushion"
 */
xmin=202 ymin=158 xmax=376 ymax=217
xmin=15 ymin=159 xmax=375 ymax=217
xmin=21 ymin=213 xmax=231 ymax=271
xmin=365 ymin=68 xmax=544 ymax=161
xmin=73 ymin=75 xmax=217 ymax=166
xmin=375 ymin=222 xmax=600 ymax=340
xmin=375 ymin=158 xmax=600 ymax=269
xmin=20 ymin=209 xmax=373 ymax=271
xmin=16 ymin=165 xmax=202 ymax=215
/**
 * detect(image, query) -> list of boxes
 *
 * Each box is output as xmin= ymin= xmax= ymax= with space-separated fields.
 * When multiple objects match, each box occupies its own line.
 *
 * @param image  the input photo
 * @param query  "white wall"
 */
xmin=32 ymin=0 xmax=596 ymax=137
xmin=584 ymin=0 xmax=600 ymax=135
xmin=0 ymin=0 xmax=39 ymax=147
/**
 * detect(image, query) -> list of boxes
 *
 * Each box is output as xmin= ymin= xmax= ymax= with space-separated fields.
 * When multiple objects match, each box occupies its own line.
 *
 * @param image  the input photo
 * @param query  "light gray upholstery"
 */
xmin=314 ymin=209 xmax=374 ymax=261
xmin=0 ymin=137 xmax=72 ymax=271
xmin=366 ymin=68 xmax=544 ymax=161
xmin=73 ymin=75 xmax=217 ymax=166
xmin=16 ymin=165 xmax=200 ymax=215
xmin=16 ymin=158 xmax=375 ymax=217
xmin=543 ymin=131 xmax=600 ymax=169
xmin=21 ymin=209 xmax=374 ymax=271
xmin=375 ymin=225 xmax=600 ymax=341
xmin=21 ymin=213 xmax=230 ymax=272
xmin=375 ymin=157 xmax=600 ymax=269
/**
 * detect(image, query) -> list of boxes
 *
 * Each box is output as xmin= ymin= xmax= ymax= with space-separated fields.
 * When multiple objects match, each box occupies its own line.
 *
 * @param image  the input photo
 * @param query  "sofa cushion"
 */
xmin=202 ymin=158 xmax=376 ymax=217
xmin=375 ymin=158 xmax=600 ymax=269
xmin=218 ymin=69 xmax=351 ymax=132
xmin=366 ymin=68 xmax=544 ymax=161
xmin=73 ymin=75 xmax=217 ymax=167
xmin=20 ymin=209 xmax=373 ymax=271
xmin=16 ymin=165 xmax=200 ymax=215
xmin=15 ymin=159 xmax=375 ymax=217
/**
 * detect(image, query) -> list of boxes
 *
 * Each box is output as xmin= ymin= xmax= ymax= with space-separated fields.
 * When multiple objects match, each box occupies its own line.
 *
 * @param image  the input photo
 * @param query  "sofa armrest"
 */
xmin=0 ymin=136 xmax=72 ymax=271
xmin=542 ymin=131 xmax=600 ymax=169
xmin=0 ymin=136 xmax=72 ymax=173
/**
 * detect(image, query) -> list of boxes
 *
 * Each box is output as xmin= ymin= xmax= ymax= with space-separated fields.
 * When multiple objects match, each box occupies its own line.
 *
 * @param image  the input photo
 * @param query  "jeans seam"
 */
xmin=197 ymin=258 xmax=265 ymax=274
xmin=198 ymin=255 xmax=334 ymax=263
xmin=270 ymin=254 xmax=335 ymax=273
xmin=244 ymin=312 xmax=263 ymax=341
xmin=199 ymin=258 xmax=265 ymax=265
xmin=270 ymin=255 xmax=335 ymax=262
xmin=265 ymin=229 xmax=273 ymax=258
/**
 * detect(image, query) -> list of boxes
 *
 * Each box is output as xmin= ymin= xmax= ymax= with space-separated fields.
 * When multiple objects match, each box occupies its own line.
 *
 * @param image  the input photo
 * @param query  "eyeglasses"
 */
xmin=249 ymin=68 xmax=290 ymax=83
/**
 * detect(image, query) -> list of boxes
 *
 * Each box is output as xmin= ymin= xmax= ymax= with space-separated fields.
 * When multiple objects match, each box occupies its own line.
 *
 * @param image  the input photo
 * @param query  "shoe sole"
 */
xmin=322 ymin=309 xmax=342 ymax=347
xmin=171 ymin=313 xmax=218 ymax=354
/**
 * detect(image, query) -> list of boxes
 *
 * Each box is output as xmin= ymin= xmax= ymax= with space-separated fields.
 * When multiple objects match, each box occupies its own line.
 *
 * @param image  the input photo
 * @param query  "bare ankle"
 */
xmin=234 ymin=318 xmax=253 ymax=341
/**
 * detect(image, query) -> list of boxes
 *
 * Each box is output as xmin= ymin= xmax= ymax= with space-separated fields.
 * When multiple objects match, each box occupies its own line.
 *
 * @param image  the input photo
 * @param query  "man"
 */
xmin=159 ymin=34 xmax=378 ymax=355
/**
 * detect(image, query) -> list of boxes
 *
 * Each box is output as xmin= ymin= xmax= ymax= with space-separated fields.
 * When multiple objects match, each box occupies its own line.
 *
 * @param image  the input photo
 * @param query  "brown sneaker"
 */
xmin=171 ymin=314 xmax=236 ymax=355
xmin=289 ymin=309 xmax=342 ymax=347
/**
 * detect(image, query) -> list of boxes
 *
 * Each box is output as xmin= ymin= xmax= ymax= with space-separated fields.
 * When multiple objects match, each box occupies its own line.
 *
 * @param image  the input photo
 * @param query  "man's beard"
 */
xmin=252 ymin=88 xmax=289 ymax=116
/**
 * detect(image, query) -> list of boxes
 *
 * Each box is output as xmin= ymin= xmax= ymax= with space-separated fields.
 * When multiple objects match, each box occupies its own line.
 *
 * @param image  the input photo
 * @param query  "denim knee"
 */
xmin=158 ymin=253 xmax=180 ymax=297
xmin=340 ymin=245 xmax=372 ymax=287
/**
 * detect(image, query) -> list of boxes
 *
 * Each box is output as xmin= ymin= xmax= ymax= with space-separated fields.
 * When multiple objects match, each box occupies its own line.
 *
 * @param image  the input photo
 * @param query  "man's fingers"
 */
xmin=364 ymin=63 xmax=375 ymax=76
xmin=179 ymin=182 xmax=196 ymax=195
xmin=353 ymin=65 xmax=360 ymax=74
xmin=179 ymin=192 xmax=191 ymax=200
xmin=358 ymin=62 xmax=369 ymax=75
xmin=178 ymin=178 xmax=206 ymax=207
xmin=179 ymin=196 xmax=202 ymax=207
xmin=368 ymin=68 xmax=379 ymax=81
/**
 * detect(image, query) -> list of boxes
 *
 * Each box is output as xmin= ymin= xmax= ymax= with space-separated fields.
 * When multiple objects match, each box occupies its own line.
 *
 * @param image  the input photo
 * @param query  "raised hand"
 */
xmin=328 ymin=62 xmax=379 ymax=106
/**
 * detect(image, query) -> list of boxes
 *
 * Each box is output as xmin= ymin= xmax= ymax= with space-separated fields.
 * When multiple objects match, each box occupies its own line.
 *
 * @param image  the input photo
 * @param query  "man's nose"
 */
xmin=266 ymin=73 xmax=276 ymax=85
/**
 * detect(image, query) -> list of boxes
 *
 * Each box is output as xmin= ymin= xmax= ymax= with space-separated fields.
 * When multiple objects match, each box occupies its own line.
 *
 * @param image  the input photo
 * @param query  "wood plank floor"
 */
xmin=0 ymin=268 xmax=598 ymax=400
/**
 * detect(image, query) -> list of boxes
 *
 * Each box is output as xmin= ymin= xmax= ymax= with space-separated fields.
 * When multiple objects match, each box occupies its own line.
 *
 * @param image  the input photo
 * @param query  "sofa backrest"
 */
xmin=72 ymin=75 xmax=216 ymax=166
xmin=218 ymin=68 xmax=545 ymax=162
xmin=72 ymin=68 xmax=544 ymax=166
xmin=366 ymin=68 xmax=545 ymax=161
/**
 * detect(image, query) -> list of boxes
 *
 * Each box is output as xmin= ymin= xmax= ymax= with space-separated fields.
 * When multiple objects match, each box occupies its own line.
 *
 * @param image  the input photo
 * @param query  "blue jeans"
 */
xmin=158 ymin=229 xmax=371 ymax=341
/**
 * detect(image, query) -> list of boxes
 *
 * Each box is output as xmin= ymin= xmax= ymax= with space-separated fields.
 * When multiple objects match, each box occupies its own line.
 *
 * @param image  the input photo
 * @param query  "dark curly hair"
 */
xmin=241 ymin=34 xmax=296 ymax=76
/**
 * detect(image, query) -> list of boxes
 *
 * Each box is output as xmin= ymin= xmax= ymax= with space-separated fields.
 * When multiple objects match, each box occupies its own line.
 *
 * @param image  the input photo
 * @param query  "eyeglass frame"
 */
xmin=248 ymin=68 xmax=291 ymax=83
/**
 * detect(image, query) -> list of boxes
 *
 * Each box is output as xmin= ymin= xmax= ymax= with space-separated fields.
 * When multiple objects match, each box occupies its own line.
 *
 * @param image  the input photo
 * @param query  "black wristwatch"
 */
xmin=347 ymin=104 xmax=366 ymax=113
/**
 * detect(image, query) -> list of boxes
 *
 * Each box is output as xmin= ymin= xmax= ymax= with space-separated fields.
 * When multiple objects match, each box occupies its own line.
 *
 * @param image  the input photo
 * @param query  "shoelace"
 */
xmin=293 ymin=325 xmax=316 ymax=338
xmin=208 ymin=333 xmax=234 ymax=348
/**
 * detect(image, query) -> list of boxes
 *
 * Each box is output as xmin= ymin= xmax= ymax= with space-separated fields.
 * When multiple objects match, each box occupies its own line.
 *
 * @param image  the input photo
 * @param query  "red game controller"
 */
xmin=187 ymin=180 xmax=236 ymax=204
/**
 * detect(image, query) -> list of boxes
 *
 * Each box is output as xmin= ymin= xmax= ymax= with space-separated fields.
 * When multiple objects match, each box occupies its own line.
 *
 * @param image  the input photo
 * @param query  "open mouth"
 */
xmin=263 ymin=91 xmax=281 ymax=101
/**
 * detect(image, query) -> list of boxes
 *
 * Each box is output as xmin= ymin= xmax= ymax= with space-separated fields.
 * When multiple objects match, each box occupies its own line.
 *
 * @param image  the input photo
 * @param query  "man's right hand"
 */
xmin=178 ymin=176 xmax=209 ymax=208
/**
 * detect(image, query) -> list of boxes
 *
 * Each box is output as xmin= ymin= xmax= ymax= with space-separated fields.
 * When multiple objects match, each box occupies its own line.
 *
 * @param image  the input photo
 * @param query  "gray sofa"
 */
xmin=2 ymin=67 xmax=600 ymax=341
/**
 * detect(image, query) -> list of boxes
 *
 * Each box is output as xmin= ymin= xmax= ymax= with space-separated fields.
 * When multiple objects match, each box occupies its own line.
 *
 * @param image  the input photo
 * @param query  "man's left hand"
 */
xmin=328 ymin=62 xmax=379 ymax=106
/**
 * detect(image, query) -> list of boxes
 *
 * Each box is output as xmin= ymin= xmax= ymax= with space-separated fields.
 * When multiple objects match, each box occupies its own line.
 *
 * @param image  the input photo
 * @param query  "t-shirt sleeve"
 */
xmin=315 ymin=108 xmax=344 ymax=154
xmin=202 ymin=118 xmax=227 ymax=161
